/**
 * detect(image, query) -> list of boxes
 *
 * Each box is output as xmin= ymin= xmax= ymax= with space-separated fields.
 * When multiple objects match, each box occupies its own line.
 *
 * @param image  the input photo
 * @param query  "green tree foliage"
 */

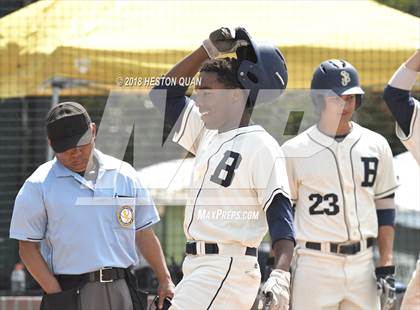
xmin=375 ymin=0 xmax=420 ymax=17
xmin=356 ymin=89 xmax=408 ymax=156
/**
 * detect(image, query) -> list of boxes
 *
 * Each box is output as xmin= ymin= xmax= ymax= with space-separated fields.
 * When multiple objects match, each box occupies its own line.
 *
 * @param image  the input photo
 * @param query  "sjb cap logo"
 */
xmin=340 ymin=71 xmax=351 ymax=86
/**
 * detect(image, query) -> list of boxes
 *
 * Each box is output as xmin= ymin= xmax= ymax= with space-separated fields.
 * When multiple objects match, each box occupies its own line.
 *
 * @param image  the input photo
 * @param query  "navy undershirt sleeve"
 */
xmin=376 ymin=194 xmax=395 ymax=226
xmin=266 ymin=194 xmax=295 ymax=246
xmin=377 ymin=209 xmax=396 ymax=227
xmin=149 ymin=84 xmax=190 ymax=142
xmin=383 ymin=85 xmax=415 ymax=136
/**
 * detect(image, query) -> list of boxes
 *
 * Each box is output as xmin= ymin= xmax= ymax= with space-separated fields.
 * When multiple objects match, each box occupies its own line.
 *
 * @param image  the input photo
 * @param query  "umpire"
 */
xmin=9 ymin=102 xmax=174 ymax=310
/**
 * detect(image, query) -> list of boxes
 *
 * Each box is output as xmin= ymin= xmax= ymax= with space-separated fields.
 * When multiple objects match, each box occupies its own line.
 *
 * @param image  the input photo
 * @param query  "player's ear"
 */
xmin=232 ymin=88 xmax=247 ymax=106
xmin=314 ymin=94 xmax=325 ymax=115
xmin=47 ymin=138 xmax=52 ymax=146
xmin=90 ymin=123 xmax=97 ymax=139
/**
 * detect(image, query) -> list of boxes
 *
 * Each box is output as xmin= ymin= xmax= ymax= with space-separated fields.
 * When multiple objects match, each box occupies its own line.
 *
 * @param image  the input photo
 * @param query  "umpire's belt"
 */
xmin=301 ymin=238 xmax=375 ymax=255
xmin=57 ymin=267 xmax=127 ymax=284
xmin=186 ymin=241 xmax=257 ymax=257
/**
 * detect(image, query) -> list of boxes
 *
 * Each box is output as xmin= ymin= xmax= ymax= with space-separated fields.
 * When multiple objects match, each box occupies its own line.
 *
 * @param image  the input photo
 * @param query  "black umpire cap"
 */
xmin=46 ymin=102 xmax=93 ymax=153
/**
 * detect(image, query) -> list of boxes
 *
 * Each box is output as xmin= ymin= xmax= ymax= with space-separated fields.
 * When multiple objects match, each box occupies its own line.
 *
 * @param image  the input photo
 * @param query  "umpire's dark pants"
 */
xmin=40 ymin=268 xmax=148 ymax=310
xmin=40 ymin=279 xmax=133 ymax=310
xmin=81 ymin=279 xmax=133 ymax=310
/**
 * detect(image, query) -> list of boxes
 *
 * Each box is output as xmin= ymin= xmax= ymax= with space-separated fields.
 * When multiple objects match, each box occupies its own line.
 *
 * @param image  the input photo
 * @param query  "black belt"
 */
xmin=185 ymin=242 xmax=257 ymax=257
xmin=305 ymin=238 xmax=375 ymax=255
xmin=57 ymin=267 xmax=127 ymax=284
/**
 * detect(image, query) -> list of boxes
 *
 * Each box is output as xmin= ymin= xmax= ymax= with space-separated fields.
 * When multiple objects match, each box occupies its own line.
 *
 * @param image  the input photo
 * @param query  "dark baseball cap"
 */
xmin=46 ymin=102 xmax=93 ymax=153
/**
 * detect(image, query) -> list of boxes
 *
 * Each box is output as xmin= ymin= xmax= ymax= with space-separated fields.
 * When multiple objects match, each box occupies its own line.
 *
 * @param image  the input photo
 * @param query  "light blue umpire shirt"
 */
xmin=9 ymin=149 xmax=160 ymax=274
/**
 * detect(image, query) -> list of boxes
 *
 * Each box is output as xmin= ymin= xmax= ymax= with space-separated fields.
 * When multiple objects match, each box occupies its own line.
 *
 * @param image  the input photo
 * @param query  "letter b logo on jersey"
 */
xmin=361 ymin=157 xmax=379 ymax=187
xmin=210 ymin=151 xmax=242 ymax=187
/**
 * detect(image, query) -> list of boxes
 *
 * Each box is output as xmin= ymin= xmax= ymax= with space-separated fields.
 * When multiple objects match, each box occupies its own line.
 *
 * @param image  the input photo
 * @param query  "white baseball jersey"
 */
xmin=282 ymin=122 xmax=398 ymax=243
xmin=387 ymin=63 xmax=420 ymax=310
xmin=398 ymin=85 xmax=420 ymax=310
xmin=173 ymin=100 xmax=290 ymax=248
xmin=396 ymin=99 xmax=420 ymax=164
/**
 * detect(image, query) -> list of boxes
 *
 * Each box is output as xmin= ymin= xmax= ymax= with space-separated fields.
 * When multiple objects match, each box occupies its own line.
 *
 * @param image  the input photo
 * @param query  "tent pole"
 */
xmin=47 ymin=83 xmax=61 ymax=161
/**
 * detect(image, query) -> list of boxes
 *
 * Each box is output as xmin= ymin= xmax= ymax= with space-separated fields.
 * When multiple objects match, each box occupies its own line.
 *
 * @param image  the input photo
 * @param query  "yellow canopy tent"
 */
xmin=0 ymin=0 xmax=418 ymax=98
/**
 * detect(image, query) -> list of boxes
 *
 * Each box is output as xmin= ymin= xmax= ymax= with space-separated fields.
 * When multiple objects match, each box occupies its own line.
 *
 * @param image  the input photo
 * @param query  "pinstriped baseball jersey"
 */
xmin=396 ymin=99 xmax=420 ymax=164
xmin=173 ymin=100 xmax=290 ymax=248
xmin=282 ymin=122 xmax=398 ymax=243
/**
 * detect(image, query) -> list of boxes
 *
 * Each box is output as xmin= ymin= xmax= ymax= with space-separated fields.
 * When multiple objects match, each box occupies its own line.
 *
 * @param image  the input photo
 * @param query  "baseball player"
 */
xmin=9 ymin=102 xmax=174 ymax=310
xmin=282 ymin=60 xmax=398 ymax=309
xmin=383 ymin=50 xmax=420 ymax=310
xmin=149 ymin=28 xmax=295 ymax=309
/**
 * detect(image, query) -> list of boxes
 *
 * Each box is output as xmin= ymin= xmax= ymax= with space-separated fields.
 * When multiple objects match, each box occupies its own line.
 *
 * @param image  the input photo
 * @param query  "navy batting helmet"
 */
xmin=311 ymin=59 xmax=364 ymax=112
xmin=235 ymin=27 xmax=288 ymax=106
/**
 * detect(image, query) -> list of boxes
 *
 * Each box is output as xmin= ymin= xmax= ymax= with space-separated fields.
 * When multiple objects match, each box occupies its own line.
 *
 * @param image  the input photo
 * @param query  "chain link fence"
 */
xmin=0 ymin=0 xmax=419 ymax=295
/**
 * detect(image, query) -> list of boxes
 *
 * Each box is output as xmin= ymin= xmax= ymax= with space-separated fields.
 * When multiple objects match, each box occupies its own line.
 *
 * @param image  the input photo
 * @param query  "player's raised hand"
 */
xmin=202 ymin=27 xmax=248 ymax=59
xmin=261 ymin=269 xmax=290 ymax=310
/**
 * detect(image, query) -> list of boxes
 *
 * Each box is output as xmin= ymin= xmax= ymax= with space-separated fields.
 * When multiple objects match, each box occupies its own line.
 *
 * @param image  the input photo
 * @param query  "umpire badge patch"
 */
xmin=117 ymin=205 xmax=134 ymax=227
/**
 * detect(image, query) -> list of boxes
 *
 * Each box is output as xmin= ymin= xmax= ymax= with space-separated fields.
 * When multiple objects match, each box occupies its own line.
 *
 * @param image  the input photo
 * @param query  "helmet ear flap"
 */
xmin=355 ymin=94 xmax=363 ymax=110
xmin=237 ymin=60 xmax=265 ymax=105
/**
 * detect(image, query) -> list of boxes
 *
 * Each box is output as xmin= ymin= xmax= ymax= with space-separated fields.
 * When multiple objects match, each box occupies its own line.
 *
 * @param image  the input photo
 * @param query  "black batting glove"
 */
xmin=202 ymin=27 xmax=248 ymax=59
xmin=375 ymin=265 xmax=396 ymax=310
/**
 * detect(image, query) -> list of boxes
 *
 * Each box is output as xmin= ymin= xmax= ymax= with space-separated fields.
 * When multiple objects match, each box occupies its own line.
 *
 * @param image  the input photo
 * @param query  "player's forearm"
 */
xmin=19 ymin=241 xmax=61 ymax=294
xmin=164 ymin=46 xmax=209 ymax=80
xmin=135 ymin=228 xmax=171 ymax=282
xmin=405 ymin=50 xmax=420 ymax=72
xmin=377 ymin=226 xmax=395 ymax=267
xmin=272 ymin=239 xmax=295 ymax=272
xmin=388 ymin=53 xmax=418 ymax=91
